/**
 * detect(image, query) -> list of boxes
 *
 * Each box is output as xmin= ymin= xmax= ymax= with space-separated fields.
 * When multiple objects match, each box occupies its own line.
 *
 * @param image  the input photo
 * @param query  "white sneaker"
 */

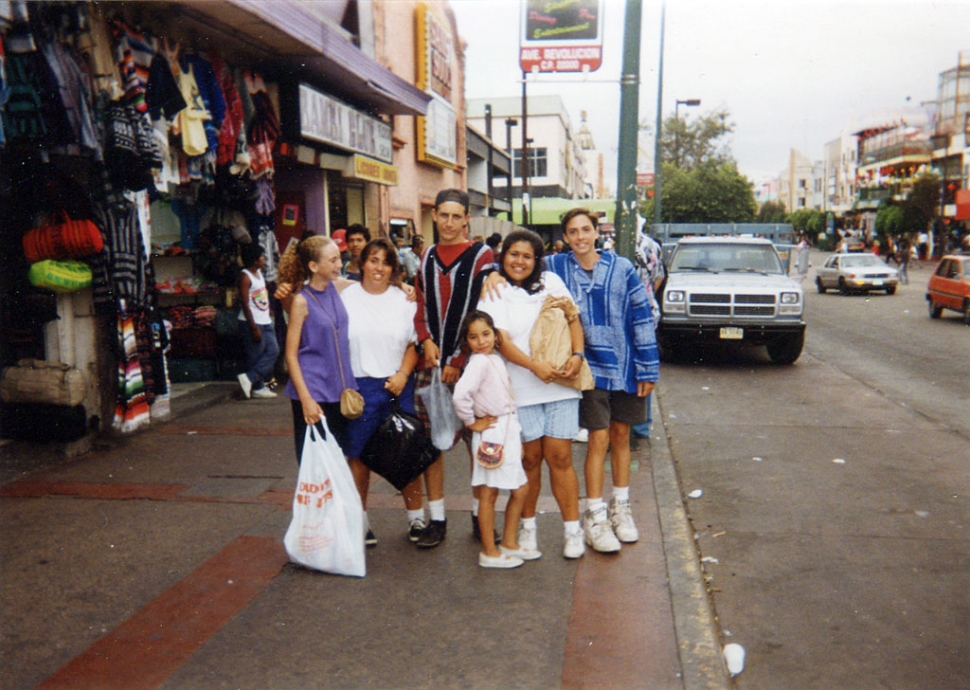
xmin=518 ymin=524 xmax=538 ymax=552
xmin=252 ymin=387 xmax=278 ymax=399
xmin=573 ymin=428 xmax=589 ymax=443
xmin=563 ymin=531 xmax=585 ymax=559
xmin=609 ymin=497 xmax=639 ymax=543
xmin=583 ymin=506 xmax=621 ymax=553
xmin=479 ymin=552 xmax=524 ymax=569
xmin=501 ymin=544 xmax=542 ymax=561
xmin=237 ymin=373 xmax=252 ymax=399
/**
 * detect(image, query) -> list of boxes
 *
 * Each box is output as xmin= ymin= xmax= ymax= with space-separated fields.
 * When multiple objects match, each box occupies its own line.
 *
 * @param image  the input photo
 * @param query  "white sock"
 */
xmin=612 ymin=486 xmax=630 ymax=502
xmin=407 ymin=509 xmax=425 ymax=524
xmin=586 ymin=498 xmax=606 ymax=517
xmin=564 ymin=520 xmax=581 ymax=536
xmin=520 ymin=516 xmax=537 ymax=530
xmin=472 ymin=498 xmax=480 ymax=517
xmin=429 ymin=499 xmax=445 ymax=522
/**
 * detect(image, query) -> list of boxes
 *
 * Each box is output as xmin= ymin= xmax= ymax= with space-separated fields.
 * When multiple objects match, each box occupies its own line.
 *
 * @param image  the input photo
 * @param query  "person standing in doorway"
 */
xmin=411 ymin=188 xmax=495 ymax=549
xmin=342 ymin=224 xmax=371 ymax=281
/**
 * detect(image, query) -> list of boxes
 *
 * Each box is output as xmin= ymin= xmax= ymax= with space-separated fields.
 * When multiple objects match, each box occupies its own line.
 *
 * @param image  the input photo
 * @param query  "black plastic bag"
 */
xmin=359 ymin=402 xmax=437 ymax=490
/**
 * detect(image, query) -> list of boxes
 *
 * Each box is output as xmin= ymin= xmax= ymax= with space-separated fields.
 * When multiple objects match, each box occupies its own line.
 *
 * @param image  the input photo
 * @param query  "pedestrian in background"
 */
xmin=631 ymin=226 xmax=665 ymax=445
xmin=237 ymin=243 xmax=279 ymax=399
xmin=399 ymin=235 xmax=424 ymax=285
xmin=451 ymin=310 xmax=531 ymax=569
xmin=341 ymin=224 xmax=371 ymax=281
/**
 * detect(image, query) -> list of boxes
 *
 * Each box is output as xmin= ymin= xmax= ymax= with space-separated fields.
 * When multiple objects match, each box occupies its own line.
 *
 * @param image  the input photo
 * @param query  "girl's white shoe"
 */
xmin=479 ymin=552 xmax=524 ymax=569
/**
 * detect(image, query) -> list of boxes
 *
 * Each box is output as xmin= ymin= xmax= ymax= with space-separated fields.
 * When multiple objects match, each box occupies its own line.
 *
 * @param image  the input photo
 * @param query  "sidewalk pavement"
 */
xmin=0 ymin=384 xmax=730 ymax=690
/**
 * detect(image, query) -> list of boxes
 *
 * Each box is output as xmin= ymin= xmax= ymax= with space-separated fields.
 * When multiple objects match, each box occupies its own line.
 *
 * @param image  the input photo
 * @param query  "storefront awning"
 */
xmin=512 ymin=197 xmax=616 ymax=226
xmin=168 ymin=0 xmax=431 ymax=117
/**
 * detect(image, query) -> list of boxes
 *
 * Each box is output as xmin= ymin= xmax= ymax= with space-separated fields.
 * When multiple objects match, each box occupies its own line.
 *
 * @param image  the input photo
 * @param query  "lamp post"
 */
xmin=674 ymin=99 xmax=700 ymax=168
xmin=505 ymin=117 xmax=518 ymax=209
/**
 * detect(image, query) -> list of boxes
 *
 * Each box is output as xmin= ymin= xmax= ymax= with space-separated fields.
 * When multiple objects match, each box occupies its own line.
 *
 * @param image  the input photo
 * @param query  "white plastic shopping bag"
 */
xmin=416 ymin=367 xmax=463 ymax=451
xmin=284 ymin=419 xmax=365 ymax=577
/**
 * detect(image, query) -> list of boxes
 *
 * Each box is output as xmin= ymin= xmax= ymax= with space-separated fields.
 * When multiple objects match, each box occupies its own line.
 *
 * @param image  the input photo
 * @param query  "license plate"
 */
xmin=720 ymin=327 xmax=743 ymax=340
xmin=872 ymin=279 xmax=883 ymax=286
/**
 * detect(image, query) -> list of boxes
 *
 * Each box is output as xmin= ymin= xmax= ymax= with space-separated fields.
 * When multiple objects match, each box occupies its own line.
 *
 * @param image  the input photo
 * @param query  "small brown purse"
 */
xmin=307 ymin=289 xmax=363 ymax=420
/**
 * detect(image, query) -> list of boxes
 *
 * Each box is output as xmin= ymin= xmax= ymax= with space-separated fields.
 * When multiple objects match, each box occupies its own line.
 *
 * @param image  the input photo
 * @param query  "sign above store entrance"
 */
xmin=519 ymin=0 xmax=604 ymax=73
xmin=298 ymin=84 xmax=393 ymax=163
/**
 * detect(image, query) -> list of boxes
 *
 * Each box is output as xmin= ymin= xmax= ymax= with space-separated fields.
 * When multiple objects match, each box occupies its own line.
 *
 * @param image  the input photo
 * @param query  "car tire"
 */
xmin=886 ymin=286 xmax=896 ymax=295
xmin=766 ymin=331 xmax=804 ymax=365
xmin=963 ymin=301 xmax=970 ymax=326
xmin=816 ymin=277 xmax=826 ymax=294
xmin=928 ymin=298 xmax=943 ymax=319
xmin=838 ymin=278 xmax=849 ymax=296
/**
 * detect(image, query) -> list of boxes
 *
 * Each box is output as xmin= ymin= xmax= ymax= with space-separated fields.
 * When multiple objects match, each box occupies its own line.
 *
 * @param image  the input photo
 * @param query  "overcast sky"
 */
xmin=451 ymin=0 xmax=970 ymax=192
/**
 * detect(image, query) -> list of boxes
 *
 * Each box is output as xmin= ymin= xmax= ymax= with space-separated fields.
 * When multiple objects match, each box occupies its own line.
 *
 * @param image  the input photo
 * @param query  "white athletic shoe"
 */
xmin=609 ymin=498 xmax=639 ymax=543
xmin=563 ymin=531 xmax=585 ymax=559
xmin=517 ymin=524 xmax=538 ymax=552
xmin=573 ymin=428 xmax=589 ymax=443
xmin=583 ymin=505 xmax=621 ymax=553
xmin=237 ymin=373 xmax=252 ymax=399
xmin=252 ymin=387 xmax=278 ymax=399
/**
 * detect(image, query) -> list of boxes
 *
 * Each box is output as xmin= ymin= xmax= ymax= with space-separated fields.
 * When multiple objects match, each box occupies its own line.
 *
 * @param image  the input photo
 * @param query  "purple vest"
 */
xmin=284 ymin=284 xmax=357 ymax=403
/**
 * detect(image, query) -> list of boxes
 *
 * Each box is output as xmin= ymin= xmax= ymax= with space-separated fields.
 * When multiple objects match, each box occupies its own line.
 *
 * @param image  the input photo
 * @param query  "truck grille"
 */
xmin=688 ymin=293 xmax=777 ymax=317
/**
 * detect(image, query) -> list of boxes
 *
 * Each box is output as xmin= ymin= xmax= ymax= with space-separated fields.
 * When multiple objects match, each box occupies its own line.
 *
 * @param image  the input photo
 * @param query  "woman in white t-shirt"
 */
xmin=479 ymin=230 xmax=587 ymax=559
xmin=342 ymin=238 xmax=423 ymax=546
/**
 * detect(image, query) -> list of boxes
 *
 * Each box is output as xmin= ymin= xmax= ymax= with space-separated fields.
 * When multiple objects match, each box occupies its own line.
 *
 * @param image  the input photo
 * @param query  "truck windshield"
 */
xmin=669 ymin=244 xmax=784 ymax=275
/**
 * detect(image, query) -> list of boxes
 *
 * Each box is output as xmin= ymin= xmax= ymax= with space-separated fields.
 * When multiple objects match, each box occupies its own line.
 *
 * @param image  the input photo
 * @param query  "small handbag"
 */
xmin=306 ymin=289 xmax=363 ymax=420
xmin=23 ymin=211 xmax=104 ymax=263
xmin=476 ymin=441 xmax=504 ymax=469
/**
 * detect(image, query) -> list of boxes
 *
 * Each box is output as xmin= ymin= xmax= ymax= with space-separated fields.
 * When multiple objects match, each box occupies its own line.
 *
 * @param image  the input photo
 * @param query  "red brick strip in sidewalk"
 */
xmin=35 ymin=535 xmax=289 ymax=690
xmin=0 ymin=482 xmax=189 ymax=500
xmin=157 ymin=425 xmax=291 ymax=436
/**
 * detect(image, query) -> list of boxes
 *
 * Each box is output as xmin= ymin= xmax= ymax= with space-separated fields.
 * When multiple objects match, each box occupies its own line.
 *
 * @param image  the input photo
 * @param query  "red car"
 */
xmin=927 ymin=255 xmax=970 ymax=325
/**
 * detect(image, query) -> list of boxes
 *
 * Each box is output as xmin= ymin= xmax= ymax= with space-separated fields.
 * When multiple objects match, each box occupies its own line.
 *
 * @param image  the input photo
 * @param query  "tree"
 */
xmin=757 ymin=200 xmax=788 ymax=223
xmin=641 ymin=160 xmax=757 ymax=223
xmin=875 ymin=204 xmax=904 ymax=239
xmin=901 ymin=172 xmax=939 ymax=235
xmin=788 ymin=208 xmax=826 ymax=243
xmin=660 ymin=108 xmax=735 ymax=171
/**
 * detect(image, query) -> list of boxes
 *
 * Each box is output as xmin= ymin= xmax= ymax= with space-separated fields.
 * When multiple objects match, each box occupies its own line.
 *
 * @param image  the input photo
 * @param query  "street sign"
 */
xmin=519 ymin=0 xmax=604 ymax=73
xmin=636 ymin=172 xmax=655 ymax=187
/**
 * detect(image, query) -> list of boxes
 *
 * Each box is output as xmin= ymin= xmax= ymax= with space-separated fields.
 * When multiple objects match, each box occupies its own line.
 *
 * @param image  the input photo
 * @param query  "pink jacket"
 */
xmin=451 ymin=353 xmax=515 ymax=427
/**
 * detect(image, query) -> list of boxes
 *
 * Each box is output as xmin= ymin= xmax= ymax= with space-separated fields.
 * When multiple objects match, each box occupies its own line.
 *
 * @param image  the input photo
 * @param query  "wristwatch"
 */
xmin=571 ymin=352 xmax=586 ymax=360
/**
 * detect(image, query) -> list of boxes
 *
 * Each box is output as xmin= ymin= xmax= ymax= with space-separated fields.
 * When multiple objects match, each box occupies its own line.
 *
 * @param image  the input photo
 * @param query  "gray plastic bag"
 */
xmin=416 ymin=367 xmax=463 ymax=451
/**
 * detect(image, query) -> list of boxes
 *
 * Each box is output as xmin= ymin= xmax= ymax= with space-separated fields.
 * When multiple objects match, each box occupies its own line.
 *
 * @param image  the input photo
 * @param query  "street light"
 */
xmin=505 ymin=118 xmax=518 ymax=209
xmin=674 ymin=99 xmax=700 ymax=168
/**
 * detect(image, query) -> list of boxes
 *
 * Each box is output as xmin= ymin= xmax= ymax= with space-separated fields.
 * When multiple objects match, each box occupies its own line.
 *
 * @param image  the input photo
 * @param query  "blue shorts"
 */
xmin=517 ymin=398 xmax=580 ymax=443
xmin=344 ymin=376 xmax=416 ymax=458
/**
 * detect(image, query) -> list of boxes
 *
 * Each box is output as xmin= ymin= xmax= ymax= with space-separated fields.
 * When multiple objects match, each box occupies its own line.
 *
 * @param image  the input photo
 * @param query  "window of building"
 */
xmin=513 ymin=147 xmax=548 ymax=178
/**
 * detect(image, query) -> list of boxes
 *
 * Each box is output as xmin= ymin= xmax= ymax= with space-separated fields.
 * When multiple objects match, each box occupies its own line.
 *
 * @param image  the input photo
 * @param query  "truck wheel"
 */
xmin=885 ymin=285 xmax=897 ymax=295
xmin=816 ymin=277 xmax=826 ymax=294
xmin=766 ymin=332 xmax=804 ymax=365
xmin=928 ymin=298 xmax=943 ymax=319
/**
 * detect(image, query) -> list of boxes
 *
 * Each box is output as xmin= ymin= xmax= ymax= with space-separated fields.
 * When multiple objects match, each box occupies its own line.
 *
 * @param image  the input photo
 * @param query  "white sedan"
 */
xmin=815 ymin=253 xmax=899 ymax=295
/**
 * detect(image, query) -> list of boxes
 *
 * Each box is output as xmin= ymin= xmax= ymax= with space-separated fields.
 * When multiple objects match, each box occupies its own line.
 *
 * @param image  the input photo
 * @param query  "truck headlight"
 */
xmin=665 ymin=290 xmax=686 ymax=313
xmin=780 ymin=292 xmax=800 ymax=304
xmin=778 ymin=291 xmax=802 ymax=315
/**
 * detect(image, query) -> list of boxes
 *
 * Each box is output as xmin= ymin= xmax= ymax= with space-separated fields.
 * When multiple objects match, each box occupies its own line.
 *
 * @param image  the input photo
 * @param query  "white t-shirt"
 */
xmin=479 ymin=271 xmax=582 ymax=407
xmin=341 ymin=283 xmax=417 ymax=378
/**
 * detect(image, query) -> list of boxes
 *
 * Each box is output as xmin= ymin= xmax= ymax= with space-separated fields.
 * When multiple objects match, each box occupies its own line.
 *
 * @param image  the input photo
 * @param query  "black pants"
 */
xmin=291 ymin=399 xmax=350 ymax=465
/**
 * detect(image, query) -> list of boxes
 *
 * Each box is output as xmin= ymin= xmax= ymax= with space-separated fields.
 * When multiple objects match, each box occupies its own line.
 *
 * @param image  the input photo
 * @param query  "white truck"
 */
xmin=656 ymin=228 xmax=806 ymax=364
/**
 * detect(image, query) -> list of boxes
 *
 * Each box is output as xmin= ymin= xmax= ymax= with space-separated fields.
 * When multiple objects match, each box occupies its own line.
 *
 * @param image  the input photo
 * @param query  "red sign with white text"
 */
xmin=520 ymin=0 xmax=604 ymax=73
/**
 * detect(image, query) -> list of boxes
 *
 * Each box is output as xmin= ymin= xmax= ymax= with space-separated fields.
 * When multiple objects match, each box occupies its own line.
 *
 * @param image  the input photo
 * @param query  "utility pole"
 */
xmin=652 ymin=2 xmax=666 ymax=230
xmin=615 ymin=0 xmax=643 ymax=261
xmin=521 ymin=71 xmax=530 ymax=228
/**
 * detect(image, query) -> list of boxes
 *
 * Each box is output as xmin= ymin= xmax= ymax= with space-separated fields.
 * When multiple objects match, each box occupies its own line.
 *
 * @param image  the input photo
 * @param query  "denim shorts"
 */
xmin=517 ymin=398 xmax=580 ymax=443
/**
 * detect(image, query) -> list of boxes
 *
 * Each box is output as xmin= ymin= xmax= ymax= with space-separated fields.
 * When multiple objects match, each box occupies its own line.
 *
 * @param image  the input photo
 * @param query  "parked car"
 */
xmin=844 ymin=235 xmax=866 ymax=252
xmin=926 ymin=254 xmax=970 ymax=325
xmin=815 ymin=253 xmax=899 ymax=295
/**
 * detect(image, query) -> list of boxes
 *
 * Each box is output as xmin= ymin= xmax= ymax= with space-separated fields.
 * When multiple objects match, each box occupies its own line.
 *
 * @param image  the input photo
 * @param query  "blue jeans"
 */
xmin=240 ymin=322 xmax=279 ymax=389
xmin=631 ymin=393 xmax=653 ymax=438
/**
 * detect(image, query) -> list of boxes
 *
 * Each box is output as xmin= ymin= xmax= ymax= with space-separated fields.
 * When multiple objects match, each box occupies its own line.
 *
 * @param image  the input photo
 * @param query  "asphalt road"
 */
xmin=656 ymin=251 xmax=970 ymax=689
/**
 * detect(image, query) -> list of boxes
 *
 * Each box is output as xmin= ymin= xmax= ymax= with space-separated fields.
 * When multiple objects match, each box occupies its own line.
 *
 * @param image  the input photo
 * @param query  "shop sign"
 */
xmin=416 ymin=3 xmax=458 ymax=168
xmin=519 ymin=0 xmax=604 ymax=73
xmin=299 ymin=84 xmax=392 ymax=163
xmin=348 ymin=155 xmax=399 ymax=186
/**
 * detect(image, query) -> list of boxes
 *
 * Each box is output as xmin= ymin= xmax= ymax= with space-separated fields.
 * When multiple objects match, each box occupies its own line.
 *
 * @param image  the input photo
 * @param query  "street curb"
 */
xmin=651 ymin=391 xmax=732 ymax=690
